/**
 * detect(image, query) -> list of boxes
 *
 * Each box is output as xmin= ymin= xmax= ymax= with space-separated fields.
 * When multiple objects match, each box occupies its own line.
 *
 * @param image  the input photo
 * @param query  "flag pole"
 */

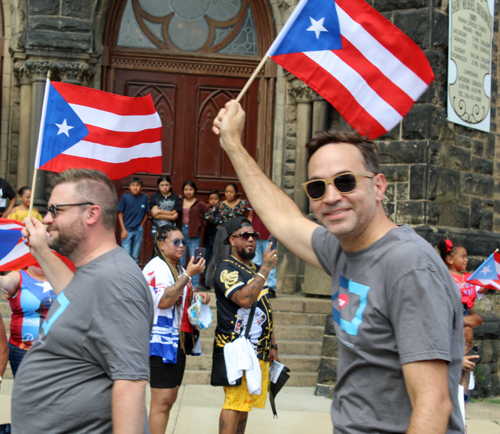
xmin=236 ymin=56 xmax=269 ymax=102
xmin=29 ymin=69 xmax=51 ymax=220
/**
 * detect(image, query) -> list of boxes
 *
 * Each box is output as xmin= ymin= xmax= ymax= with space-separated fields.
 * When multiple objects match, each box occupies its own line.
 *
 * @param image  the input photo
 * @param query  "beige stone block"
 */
xmin=303 ymin=262 xmax=331 ymax=296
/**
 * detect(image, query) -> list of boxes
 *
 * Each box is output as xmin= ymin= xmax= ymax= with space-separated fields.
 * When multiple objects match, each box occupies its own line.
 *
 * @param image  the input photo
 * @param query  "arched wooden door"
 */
xmin=103 ymin=0 xmax=276 ymax=264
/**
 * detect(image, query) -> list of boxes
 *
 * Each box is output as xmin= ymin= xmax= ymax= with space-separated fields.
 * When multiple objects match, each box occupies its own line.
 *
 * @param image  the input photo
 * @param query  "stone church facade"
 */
xmin=0 ymin=0 xmax=498 ymax=394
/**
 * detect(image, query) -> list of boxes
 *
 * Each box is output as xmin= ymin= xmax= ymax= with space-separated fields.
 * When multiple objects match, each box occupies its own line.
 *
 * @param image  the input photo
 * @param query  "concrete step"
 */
xmin=270 ymin=297 xmax=331 ymax=315
xmin=182 ymin=369 xmax=318 ymax=387
xmin=274 ymin=325 xmax=324 ymax=341
xmin=273 ymin=312 xmax=327 ymax=327
xmin=186 ymin=354 xmax=320 ymax=373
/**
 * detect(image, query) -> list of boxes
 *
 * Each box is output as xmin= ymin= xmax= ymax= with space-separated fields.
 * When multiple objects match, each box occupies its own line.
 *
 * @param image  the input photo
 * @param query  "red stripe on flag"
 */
xmin=273 ymin=52 xmax=386 ymax=138
xmin=52 ymin=82 xmax=158 ymax=116
xmin=335 ymin=37 xmax=415 ymax=117
xmin=84 ymin=125 xmax=162 ymax=148
xmin=0 ymin=254 xmax=38 ymax=272
xmin=40 ymin=154 xmax=163 ymax=180
xmin=336 ymin=0 xmax=434 ymax=84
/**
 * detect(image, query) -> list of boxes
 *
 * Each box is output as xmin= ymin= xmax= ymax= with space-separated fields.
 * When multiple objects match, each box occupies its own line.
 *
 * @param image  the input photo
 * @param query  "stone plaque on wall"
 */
xmin=447 ymin=0 xmax=494 ymax=132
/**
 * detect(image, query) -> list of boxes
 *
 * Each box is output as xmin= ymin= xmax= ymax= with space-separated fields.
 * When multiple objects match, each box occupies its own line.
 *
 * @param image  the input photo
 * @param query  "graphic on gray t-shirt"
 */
xmin=312 ymin=225 xmax=464 ymax=434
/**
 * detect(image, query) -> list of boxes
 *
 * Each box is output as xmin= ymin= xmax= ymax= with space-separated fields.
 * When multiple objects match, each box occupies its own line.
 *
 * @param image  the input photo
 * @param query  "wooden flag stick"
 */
xmin=29 ymin=69 xmax=51 ymax=220
xmin=236 ymin=55 xmax=269 ymax=102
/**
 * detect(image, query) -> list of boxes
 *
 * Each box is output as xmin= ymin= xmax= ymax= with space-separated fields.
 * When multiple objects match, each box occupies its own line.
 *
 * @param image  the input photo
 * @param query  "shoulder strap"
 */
xmin=244 ymin=302 xmax=258 ymax=339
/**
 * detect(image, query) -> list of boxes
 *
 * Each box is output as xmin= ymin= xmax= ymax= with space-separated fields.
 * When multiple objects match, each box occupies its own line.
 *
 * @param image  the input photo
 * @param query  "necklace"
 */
xmin=451 ymin=272 xmax=466 ymax=289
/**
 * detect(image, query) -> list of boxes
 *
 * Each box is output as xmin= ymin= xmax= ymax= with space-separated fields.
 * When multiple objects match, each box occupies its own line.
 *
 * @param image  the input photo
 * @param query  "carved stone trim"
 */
xmin=57 ymin=62 xmax=96 ymax=86
xmin=25 ymin=60 xmax=57 ymax=82
xmin=111 ymin=56 xmax=262 ymax=78
xmin=288 ymin=80 xmax=316 ymax=103
xmin=13 ymin=62 xmax=31 ymax=86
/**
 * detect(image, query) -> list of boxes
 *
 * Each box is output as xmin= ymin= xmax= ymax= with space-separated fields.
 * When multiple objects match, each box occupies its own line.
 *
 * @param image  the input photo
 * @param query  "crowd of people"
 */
xmin=0 ymin=98 xmax=495 ymax=434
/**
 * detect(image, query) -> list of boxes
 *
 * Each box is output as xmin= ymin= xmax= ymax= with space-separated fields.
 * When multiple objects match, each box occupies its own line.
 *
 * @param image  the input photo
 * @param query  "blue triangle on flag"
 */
xmin=0 ymin=231 xmax=22 ymax=261
xmin=39 ymin=83 xmax=89 ymax=168
xmin=271 ymin=0 xmax=342 ymax=56
xmin=470 ymin=254 xmax=498 ymax=281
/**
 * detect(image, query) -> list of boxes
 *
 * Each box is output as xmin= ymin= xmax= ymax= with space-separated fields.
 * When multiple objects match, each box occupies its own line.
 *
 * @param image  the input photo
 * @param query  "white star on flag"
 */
xmin=35 ymin=281 xmax=53 ymax=293
xmin=480 ymin=265 xmax=491 ymax=276
xmin=307 ymin=17 xmax=328 ymax=39
xmin=55 ymin=119 xmax=74 ymax=137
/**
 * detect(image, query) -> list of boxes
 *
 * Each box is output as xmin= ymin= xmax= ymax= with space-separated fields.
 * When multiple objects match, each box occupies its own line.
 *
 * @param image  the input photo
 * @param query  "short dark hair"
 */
xmin=18 ymin=186 xmax=31 ymax=196
xmin=182 ymin=180 xmax=197 ymax=195
xmin=129 ymin=177 xmax=143 ymax=186
xmin=209 ymin=190 xmax=221 ymax=199
xmin=225 ymin=183 xmax=238 ymax=193
xmin=157 ymin=175 xmax=172 ymax=186
xmin=306 ymin=129 xmax=380 ymax=174
xmin=50 ymin=169 xmax=117 ymax=231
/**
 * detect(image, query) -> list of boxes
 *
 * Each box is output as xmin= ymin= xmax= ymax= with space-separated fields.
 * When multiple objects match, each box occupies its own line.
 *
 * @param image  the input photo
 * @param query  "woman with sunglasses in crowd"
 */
xmin=204 ymin=183 xmax=249 ymax=226
xmin=143 ymin=225 xmax=210 ymax=434
xmin=0 ymin=264 xmax=55 ymax=376
xmin=7 ymin=186 xmax=43 ymax=223
xmin=180 ymin=181 xmax=209 ymax=288
xmin=150 ymin=175 xmax=182 ymax=242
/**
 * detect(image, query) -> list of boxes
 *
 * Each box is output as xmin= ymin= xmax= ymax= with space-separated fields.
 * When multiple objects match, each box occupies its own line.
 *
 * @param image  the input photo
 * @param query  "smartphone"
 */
xmin=193 ymin=247 xmax=206 ymax=264
xmin=270 ymin=235 xmax=277 ymax=251
xmin=466 ymin=345 xmax=484 ymax=365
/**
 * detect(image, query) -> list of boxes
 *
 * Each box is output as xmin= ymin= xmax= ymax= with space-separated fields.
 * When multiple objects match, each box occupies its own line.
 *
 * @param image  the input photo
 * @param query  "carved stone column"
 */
xmin=288 ymin=80 xmax=315 ymax=214
xmin=13 ymin=63 xmax=32 ymax=189
xmin=26 ymin=60 xmax=55 ymax=202
xmin=58 ymin=62 xmax=95 ymax=86
xmin=312 ymin=93 xmax=329 ymax=134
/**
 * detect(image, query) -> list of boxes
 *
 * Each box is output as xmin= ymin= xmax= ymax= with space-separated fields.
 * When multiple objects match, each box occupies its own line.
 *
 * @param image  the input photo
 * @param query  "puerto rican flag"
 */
xmin=0 ymin=219 xmax=37 ymax=271
xmin=467 ymin=252 xmax=500 ymax=291
xmin=0 ymin=219 xmax=75 ymax=272
xmin=267 ymin=0 xmax=434 ymax=139
xmin=35 ymin=81 xmax=162 ymax=180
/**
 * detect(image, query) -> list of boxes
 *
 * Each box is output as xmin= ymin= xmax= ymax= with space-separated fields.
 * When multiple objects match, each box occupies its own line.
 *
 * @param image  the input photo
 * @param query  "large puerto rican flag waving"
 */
xmin=267 ymin=0 xmax=435 ymax=139
xmin=35 ymin=81 xmax=163 ymax=180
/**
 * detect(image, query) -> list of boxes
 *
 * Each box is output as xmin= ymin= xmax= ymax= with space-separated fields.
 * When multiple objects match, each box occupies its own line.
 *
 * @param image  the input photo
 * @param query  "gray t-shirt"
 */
xmin=12 ymin=247 xmax=154 ymax=434
xmin=312 ymin=225 xmax=464 ymax=434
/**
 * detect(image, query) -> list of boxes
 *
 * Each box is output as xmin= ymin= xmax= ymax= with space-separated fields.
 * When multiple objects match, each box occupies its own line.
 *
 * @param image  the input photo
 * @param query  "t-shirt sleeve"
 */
xmin=149 ymin=261 xmax=175 ymax=308
xmin=149 ymin=193 xmax=158 ymax=208
xmin=214 ymin=263 xmax=245 ymax=299
xmin=311 ymin=226 xmax=338 ymax=276
xmin=173 ymin=195 xmax=182 ymax=212
xmin=90 ymin=297 xmax=151 ymax=381
xmin=389 ymin=266 xmax=458 ymax=365
xmin=2 ymin=181 xmax=15 ymax=199
xmin=117 ymin=195 xmax=126 ymax=213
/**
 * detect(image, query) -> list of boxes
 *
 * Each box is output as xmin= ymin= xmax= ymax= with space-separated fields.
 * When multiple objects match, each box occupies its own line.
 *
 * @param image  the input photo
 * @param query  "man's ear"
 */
xmin=86 ymin=204 xmax=102 ymax=226
xmin=373 ymin=173 xmax=387 ymax=203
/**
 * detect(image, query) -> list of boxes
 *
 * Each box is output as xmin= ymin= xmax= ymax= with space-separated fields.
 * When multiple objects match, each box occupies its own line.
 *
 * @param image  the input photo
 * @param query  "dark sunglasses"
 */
xmin=167 ymin=238 xmax=187 ymax=247
xmin=231 ymin=231 xmax=260 ymax=241
xmin=302 ymin=172 xmax=376 ymax=200
xmin=46 ymin=202 xmax=94 ymax=218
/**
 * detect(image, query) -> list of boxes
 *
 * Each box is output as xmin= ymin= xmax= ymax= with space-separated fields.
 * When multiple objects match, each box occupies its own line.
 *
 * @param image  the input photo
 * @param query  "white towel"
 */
xmin=223 ymin=337 xmax=262 ymax=395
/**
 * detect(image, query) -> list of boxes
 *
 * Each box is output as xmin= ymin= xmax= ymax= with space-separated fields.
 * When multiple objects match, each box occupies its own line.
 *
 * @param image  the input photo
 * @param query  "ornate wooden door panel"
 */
xmin=184 ymin=75 xmax=258 ymax=195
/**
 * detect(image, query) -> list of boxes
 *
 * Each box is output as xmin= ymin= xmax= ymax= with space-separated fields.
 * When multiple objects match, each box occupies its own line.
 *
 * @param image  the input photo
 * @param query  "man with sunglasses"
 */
xmin=212 ymin=101 xmax=463 ymax=434
xmin=14 ymin=169 xmax=153 ymax=434
xmin=213 ymin=217 xmax=278 ymax=434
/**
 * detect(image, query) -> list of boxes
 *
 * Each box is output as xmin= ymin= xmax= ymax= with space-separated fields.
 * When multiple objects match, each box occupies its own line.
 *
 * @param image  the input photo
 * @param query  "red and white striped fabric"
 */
xmin=268 ymin=0 xmax=434 ymax=139
xmin=36 ymin=81 xmax=162 ymax=180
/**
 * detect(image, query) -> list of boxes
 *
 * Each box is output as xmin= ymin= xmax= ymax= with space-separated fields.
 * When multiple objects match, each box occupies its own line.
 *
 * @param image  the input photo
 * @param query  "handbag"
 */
xmin=210 ymin=303 xmax=257 ymax=386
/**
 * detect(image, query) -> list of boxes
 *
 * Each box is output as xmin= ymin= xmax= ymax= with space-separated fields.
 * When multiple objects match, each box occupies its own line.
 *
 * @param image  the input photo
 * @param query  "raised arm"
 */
xmin=213 ymin=100 xmax=322 ymax=270
xmin=230 ymin=244 xmax=277 ymax=309
xmin=23 ymin=217 xmax=74 ymax=295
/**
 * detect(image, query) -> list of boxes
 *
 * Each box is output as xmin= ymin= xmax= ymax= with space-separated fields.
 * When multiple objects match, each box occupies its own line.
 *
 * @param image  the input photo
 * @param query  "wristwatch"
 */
xmin=271 ymin=344 xmax=279 ymax=351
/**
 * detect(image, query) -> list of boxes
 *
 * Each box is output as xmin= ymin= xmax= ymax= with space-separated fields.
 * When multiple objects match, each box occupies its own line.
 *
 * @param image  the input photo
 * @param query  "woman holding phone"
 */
xmin=143 ymin=225 xmax=210 ymax=434
xmin=181 ymin=181 xmax=209 ymax=287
